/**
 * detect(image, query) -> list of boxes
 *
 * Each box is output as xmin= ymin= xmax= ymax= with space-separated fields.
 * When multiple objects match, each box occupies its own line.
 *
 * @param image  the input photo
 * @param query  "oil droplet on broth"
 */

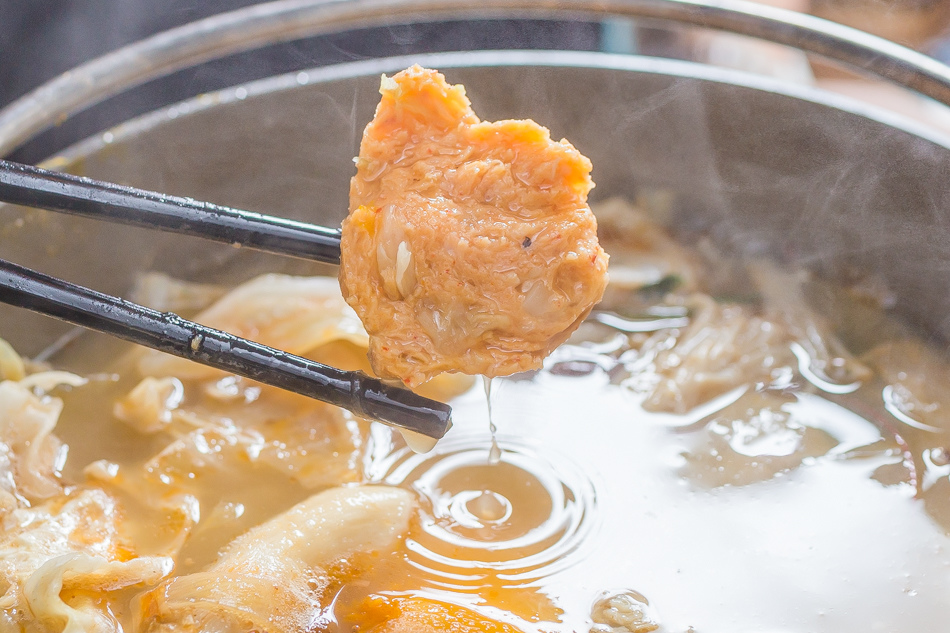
xmin=484 ymin=376 xmax=502 ymax=465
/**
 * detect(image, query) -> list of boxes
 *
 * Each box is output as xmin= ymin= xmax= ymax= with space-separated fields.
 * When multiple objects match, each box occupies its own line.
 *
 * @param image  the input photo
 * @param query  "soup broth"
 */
xmin=2 ymin=198 xmax=950 ymax=632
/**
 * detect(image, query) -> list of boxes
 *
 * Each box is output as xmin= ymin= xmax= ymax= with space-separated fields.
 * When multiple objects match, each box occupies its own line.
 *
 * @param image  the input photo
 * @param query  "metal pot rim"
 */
xmin=4 ymin=0 xmax=950 ymax=157
xmin=44 ymin=49 xmax=950 ymax=173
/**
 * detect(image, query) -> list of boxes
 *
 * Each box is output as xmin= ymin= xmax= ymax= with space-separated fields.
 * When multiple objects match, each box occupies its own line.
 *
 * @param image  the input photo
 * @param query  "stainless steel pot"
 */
xmin=4 ymin=4 xmax=950 ymax=630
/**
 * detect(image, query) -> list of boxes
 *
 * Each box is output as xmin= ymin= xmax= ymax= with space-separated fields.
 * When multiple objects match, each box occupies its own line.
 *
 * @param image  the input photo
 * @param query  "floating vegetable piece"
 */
xmin=136 ymin=485 xmax=414 ymax=632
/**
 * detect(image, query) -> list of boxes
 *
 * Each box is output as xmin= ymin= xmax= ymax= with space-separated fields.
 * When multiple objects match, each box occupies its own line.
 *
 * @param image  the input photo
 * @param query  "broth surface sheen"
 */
xmin=3 ymin=200 xmax=950 ymax=632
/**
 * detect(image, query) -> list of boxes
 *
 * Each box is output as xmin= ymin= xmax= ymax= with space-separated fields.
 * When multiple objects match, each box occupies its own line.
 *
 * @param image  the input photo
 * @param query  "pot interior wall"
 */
xmin=2 ymin=54 xmax=950 ymax=355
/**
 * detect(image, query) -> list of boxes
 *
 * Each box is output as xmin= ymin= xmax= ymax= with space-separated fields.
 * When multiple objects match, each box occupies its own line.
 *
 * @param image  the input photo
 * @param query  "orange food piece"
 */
xmin=352 ymin=595 xmax=526 ymax=633
xmin=340 ymin=66 xmax=608 ymax=386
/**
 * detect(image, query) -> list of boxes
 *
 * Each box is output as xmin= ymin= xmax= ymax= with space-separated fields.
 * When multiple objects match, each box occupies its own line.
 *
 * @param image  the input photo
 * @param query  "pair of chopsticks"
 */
xmin=0 ymin=159 xmax=451 ymax=440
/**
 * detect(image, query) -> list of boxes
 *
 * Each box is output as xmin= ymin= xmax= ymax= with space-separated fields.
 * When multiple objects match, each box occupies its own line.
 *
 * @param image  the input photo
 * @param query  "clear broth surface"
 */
xmin=48 ymin=314 xmax=950 ymax=633
xmin=23 ymin=199 xmax=950 ymax=632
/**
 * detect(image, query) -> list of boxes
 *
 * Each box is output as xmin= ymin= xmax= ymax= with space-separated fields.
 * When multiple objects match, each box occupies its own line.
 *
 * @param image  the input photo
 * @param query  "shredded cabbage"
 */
xmin=137 ymin=275 xmax=368 ymax=380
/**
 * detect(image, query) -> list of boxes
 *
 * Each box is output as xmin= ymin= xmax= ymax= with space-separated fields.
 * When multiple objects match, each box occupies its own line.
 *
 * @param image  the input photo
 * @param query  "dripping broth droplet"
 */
xmin=483 ymin=376 xmax=502 ymax=465
xmin=399 ymin=428 xmax=439 ymax=454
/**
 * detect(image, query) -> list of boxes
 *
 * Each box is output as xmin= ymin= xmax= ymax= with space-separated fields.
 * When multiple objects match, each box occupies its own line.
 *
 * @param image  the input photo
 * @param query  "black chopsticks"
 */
xmin=0 ymin=159 xmax=342 ymax=264
xmin=0 ymin=160 xmax=453 ymax=440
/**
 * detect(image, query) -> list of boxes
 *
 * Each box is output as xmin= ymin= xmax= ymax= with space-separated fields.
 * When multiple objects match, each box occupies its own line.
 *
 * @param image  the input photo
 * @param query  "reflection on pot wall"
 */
xmin=0 ymin=1 xmax=599 ymax=163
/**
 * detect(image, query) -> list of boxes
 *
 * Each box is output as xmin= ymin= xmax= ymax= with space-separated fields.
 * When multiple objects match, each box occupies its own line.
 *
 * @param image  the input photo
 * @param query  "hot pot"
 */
xmin=2 ymin=1 xmax=950 ymax=631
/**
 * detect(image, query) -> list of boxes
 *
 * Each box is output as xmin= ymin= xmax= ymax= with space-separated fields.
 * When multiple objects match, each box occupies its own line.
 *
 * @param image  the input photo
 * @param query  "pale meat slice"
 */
xmin=340 ymin=66 xmax=609 ymax=387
